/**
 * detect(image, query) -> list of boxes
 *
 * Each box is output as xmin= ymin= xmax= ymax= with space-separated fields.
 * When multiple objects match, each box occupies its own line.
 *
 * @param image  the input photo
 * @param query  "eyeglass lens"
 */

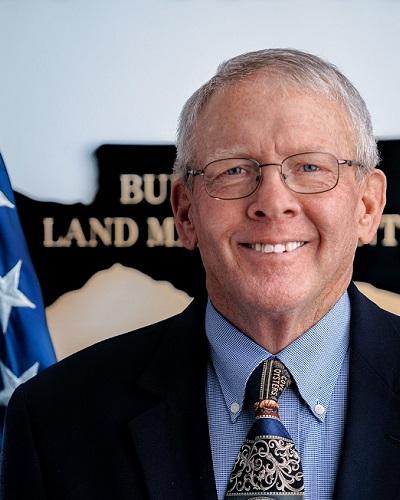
xmin=203 ymin=152 xmax=339 ymax=199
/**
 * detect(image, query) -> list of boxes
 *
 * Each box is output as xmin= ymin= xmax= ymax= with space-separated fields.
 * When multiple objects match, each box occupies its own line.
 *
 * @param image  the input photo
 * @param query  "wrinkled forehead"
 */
xmin=192 ymin=74 xmax=356 ymax=164
xmin=200 ymin=69 xmax=352 ymax=114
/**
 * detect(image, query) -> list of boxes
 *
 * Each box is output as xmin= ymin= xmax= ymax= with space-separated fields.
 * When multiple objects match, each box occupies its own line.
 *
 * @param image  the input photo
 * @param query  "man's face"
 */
xmin=172 ymin=76 xmax=385 ymax=329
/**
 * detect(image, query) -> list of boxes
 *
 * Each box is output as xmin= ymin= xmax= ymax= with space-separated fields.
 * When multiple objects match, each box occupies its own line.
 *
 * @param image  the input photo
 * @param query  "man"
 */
xmin=1 ymin=49 xmax=397 ymax=500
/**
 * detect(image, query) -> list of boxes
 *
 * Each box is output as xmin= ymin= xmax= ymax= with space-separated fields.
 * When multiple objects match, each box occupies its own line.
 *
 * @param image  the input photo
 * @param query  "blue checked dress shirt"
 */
xmin=205 ymin=292 xmax=350 ymax=500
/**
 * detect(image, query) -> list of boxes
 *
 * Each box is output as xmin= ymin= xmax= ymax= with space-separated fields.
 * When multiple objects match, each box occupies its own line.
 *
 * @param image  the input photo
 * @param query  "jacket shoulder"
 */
xmin=14 ymin=298 xmax=202 ymax=401
xmin=350 ymin=283 xmax=400 ymax=331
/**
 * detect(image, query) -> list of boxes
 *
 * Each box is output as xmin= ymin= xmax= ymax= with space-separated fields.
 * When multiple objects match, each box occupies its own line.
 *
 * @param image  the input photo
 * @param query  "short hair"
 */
xmin=174 ymin=48 xmax=379 ymax=180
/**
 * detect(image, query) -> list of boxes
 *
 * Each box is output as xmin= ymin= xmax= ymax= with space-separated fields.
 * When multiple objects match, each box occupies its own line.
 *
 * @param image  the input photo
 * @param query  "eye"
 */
xmin=206 ymin=159 xmax=257 ymax=182
xmin=301 ymin=163 xmax=320 ymax=173
xmin=223 ymin=166 xmax=247 ymax=176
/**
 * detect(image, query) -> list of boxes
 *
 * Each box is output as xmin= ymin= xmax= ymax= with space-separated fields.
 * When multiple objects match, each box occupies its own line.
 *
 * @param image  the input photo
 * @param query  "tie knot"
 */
xmin=247 ymin=358 xmax=292 ymax=416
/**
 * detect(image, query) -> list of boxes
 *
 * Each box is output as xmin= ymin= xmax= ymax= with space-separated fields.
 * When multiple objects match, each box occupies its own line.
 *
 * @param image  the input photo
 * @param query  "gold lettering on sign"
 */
xmin=144 ymin=174 xmax=169 ymax=205
xmin=43 ymin=217 xmax=139 ymax=248
xmin=381 ymin=214 xmax=400 ymax=247
xmin=120 ymin=173 xmax=176 ymax=205
xmin=43 ymin=218 xmax=90 ymax=248
xmin=120 ymin=174 xmax=144 ymax=205
xmin=43 ymin=217 xmax=58 ymax=247
xmin=88 ymin=217 xmax=113 ymax=247
xmin=64 ymin=219 xmax=89 ymax=247
xmin=369 ymin=214 xmax=400 ymax=247
xmin=147 ymin=217 xmax=182 ymax=247
xmin=113 ymin=217 xmax=139 ymax=247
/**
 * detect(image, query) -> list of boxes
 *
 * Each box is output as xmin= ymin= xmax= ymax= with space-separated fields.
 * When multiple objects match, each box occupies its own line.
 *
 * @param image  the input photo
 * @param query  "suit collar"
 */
xmin=206 ymin=293 xmax=351 ymax=424
xmin=127 ymin=298 xmax=217 ymax=499
xmin=335 ymin=284 xmax=400 ymax=499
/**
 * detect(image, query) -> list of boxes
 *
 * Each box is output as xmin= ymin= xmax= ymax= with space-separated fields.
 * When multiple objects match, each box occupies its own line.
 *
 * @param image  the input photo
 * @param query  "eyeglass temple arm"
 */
xmin=187 ymin=169 xmax=204 ymax=177
xmin=338 ymin=160 xmax=362 ymax=167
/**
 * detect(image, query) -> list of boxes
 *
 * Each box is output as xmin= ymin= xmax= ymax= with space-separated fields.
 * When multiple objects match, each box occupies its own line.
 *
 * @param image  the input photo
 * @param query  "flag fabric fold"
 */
xmin=0 ymin=152 xmax=56 ymax=441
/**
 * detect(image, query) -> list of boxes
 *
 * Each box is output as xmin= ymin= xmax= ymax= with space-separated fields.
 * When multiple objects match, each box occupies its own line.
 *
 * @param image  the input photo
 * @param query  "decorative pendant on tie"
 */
xmin=225 ymin=358 xmax=304 ymax=499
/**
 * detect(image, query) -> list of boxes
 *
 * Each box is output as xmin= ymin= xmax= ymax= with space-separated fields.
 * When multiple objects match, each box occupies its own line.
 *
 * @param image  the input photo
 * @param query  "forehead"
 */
xmin=194 ymin=75 xmax=355 ymax=163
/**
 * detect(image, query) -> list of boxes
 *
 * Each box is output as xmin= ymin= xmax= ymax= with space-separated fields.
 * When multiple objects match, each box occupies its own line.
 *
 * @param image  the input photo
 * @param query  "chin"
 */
xmin=242 ymin=280 xmax=317 ymax=314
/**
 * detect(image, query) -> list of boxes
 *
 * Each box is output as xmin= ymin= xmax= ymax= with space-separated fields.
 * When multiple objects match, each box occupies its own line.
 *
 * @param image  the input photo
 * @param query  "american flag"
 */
xmin=0 ymin=152 xmax=56 ymax=442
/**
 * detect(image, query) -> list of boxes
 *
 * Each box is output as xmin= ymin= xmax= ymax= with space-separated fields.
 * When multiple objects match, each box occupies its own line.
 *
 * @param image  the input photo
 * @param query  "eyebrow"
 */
xmin=208 ymin=145 xmax=337 ymax=162
xmin=208 ymin=147 xmax=252 ymax=160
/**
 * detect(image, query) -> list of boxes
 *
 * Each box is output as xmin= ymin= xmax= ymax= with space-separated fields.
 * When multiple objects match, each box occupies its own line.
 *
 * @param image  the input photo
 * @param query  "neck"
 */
xmin=209 ymin=284 xmax=349 ymax=353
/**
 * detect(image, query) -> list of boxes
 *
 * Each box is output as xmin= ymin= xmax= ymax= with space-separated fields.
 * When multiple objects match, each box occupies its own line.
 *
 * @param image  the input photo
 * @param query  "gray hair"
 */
xmin=174 ymin=48 xmax=379 ymax=180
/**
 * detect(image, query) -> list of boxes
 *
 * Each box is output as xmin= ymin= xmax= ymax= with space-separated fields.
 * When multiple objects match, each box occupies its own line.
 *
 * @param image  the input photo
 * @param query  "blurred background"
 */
xmin=1 ymin=0 xmax=399 ymax=203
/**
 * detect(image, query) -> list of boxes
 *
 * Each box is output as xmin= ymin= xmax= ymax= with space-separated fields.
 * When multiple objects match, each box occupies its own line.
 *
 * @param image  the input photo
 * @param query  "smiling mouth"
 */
xmin=244 ymin=241 xmax=306 ymax=254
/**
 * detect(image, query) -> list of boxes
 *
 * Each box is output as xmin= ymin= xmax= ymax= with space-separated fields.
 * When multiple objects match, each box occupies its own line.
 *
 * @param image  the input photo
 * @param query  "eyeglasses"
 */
xmin=187 ymin=152 xmax=362 ymax=200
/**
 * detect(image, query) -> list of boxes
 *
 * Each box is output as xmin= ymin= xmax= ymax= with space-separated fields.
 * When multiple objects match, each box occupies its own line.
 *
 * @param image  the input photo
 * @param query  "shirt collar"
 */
xmin=205 ymin=293 xmax=350 ymax=423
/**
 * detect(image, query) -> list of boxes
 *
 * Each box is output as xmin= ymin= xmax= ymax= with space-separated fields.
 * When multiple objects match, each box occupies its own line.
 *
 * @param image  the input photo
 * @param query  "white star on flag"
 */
xmin=0 ymin=191 xmax=15 ymax=208
xmin=0 ymin=361 xmax=39 ymax=406
xmin=0 ymin=260 xmax=36 ymax=334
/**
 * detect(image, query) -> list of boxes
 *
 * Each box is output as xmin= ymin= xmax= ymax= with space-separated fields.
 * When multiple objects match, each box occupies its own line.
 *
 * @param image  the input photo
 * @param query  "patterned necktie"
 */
xmin=225 ymin=358 xmax=305 ymax=499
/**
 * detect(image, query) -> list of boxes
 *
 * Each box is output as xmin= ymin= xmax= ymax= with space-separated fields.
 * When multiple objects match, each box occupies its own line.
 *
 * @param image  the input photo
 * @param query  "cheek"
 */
xmin=323 ymin=219 xmax=359 ymax=252
xmin=196 ymin=218 xmax=230 ymax=253
xmin=192 ymin=205 xmax=237 ymax=262
xmin=308 ymin=194 xmax=360 ymax=250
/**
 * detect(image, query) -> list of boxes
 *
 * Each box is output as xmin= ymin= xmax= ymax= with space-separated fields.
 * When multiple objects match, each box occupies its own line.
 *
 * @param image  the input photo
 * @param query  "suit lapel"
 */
xmin=127 ymin=299 xmax=217 ymax=500
xmin=334 ymin=285 xmax=400 ymax=499
xmin=126 ymin=286 xmax=400 ymax=499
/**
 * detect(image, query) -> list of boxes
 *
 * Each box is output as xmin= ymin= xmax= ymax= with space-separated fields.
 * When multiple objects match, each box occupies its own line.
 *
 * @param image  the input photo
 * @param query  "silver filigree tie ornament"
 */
xmin=225 ymin=358 xmax=305 ymax=499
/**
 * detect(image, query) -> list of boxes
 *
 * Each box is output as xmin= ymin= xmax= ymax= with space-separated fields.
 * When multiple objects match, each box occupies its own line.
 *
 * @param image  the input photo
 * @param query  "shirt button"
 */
xmin=314 ymin=403 xmax=325 ymax=416
xmin=230 ymin=402 xmax=241 ymax=414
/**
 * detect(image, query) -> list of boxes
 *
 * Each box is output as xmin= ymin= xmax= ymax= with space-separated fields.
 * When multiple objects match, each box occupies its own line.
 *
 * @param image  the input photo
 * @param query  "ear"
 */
xmin=171 ymin=179 xmax=198 ymax=250
xmin=358 ymin=169 xmax=386 ymax=245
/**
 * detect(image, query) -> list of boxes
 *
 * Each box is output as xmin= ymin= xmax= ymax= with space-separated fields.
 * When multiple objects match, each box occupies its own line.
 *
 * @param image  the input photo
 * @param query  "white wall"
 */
xmin=1 ymin=0 xmax=399 ymax=203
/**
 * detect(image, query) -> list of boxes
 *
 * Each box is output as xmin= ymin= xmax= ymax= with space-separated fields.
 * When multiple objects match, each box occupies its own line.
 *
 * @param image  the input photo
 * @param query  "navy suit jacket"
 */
xmin=2 ymin=284 xmax=400 ymax=500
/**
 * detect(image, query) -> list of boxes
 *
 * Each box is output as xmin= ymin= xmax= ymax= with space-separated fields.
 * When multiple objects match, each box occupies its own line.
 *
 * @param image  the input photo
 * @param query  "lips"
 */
xmin=245 ymin=241 xmax=305 ymax=254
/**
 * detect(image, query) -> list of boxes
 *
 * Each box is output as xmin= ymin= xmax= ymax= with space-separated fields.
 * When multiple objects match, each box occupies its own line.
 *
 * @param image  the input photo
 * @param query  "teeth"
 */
xmin=274 ymin=244 xmax=285 ymax=253
xmin=264 ymin=244 xmax=274 ymax=253
xmin=249 ymin=241 xmax=304 ymax=254
xmin=285 ymin=242 xmax=298 ymax=252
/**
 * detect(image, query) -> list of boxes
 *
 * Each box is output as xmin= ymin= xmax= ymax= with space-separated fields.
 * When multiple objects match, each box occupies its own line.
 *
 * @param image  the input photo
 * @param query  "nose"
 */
xmin=246 ymin=165 xmax=302 ymax=221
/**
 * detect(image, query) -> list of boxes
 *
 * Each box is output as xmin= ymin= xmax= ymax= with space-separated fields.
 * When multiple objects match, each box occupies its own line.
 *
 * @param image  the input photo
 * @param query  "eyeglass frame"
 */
xmin=186 ymin=151 xmax=363 ymax=200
